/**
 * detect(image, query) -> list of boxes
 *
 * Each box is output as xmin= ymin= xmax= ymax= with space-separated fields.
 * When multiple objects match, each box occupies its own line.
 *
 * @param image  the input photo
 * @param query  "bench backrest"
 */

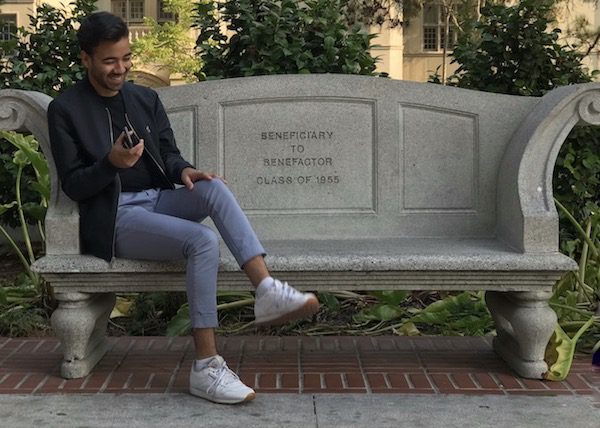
xmin=156 ymin=75 xmax=599 ymax=252
xmin=2 ymin=75 xmax=599 ymax=255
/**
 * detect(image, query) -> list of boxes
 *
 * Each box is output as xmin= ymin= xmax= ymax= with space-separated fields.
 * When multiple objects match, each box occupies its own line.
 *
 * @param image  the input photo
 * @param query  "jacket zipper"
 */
xmin=125 ymin=113 xmax=175 ymax=189
xmin=106 ymin=107 xmax=119 ymax=261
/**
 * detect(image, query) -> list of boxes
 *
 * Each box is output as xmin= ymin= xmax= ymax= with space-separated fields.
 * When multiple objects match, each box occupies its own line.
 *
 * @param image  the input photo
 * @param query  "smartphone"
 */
xmin=123 ymin=125 xmax=139 ymax=149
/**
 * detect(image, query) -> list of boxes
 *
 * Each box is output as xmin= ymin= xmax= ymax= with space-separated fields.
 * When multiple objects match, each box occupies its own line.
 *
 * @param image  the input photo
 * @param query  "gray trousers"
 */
xmin=115 ymin=179 xmax=265 ymax=328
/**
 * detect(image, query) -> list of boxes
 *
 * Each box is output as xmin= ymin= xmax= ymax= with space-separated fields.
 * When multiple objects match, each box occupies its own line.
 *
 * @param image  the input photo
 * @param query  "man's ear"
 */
xmin=80 ymin=50 xmax=91 ymax=68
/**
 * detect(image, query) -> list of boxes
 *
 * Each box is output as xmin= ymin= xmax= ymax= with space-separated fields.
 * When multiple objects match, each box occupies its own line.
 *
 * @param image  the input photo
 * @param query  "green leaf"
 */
xmin=324 ymin=35 xmax=335 ymax=50
xmin=21 ymin=203 xmax=47 ymax=221
xmin=110 ymin=296 xmax=134 ymax=319
xmin=355 ymin=304 xmax=404 ymax=322
xmin=419 ymin=292 xmax=471 ymax=314
xmin=544 ymin=317 xmax=595 ymax=381
xmin=0 ymin=202 xmax=18 ymax=216
xmin=29 ymin=181 xmax=50 ymax=202
xmin=319 ymin=292 xmax=340 ymax=311
xmin=372 ymin=290 xmax=410 ymax=306
xmin=12 ymin=150 xmax=30 ymax=168
xmin=411 ymin=309 xmax=451 ymax=324
xmin=166 ymin=303 xmax=191 ymax=336
xmin=408 ymin=292 xmax=492 ymax=334
xmin=396 ymin=322 xmax=420 ymax=336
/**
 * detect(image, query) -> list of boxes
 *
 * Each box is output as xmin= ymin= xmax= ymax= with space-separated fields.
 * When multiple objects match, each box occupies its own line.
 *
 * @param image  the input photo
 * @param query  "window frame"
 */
xmin=422 ymin=2 xmax=457 ymax=53
xmin=0 ymin=14 xmax=18 ymax=42
xmin=157 ymin=0 xmax=175 ymax=22
xmin=111 ymin=0 xmax=145 ymax=24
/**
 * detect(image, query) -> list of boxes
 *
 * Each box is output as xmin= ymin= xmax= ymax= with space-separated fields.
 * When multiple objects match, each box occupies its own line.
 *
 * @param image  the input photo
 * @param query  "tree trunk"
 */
xmin=476 ymin=0 xmax=483 ymax=22
xmin=441 ymin=6 xmax=451 ymax=84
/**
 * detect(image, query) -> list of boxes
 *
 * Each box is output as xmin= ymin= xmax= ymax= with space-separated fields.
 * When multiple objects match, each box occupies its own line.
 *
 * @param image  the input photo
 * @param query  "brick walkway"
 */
xmin=1 ymin=336 xmax=598 ymax=404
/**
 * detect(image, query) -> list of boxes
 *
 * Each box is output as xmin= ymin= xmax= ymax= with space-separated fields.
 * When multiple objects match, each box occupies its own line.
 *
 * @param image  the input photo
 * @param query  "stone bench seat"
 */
xmin=2 ymin=74 xmax=599 ymax=381
xmin=34 ymin=238 xmax=573 ymax=293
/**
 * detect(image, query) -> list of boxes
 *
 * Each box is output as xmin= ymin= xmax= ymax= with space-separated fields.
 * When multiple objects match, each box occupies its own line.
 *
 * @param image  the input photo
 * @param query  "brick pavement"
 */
xmin=0 ymin=336 xmax=598 ymax=406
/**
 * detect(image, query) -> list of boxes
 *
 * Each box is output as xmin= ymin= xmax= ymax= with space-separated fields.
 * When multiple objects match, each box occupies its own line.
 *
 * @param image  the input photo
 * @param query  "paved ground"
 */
xmin=1 ymin=336 xmax=599 ymax=427
xmin=1 ymin=393 xmax=599 ymax=427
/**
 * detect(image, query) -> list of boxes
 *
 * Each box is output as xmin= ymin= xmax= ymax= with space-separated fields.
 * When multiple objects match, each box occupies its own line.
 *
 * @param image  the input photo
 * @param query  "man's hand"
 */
xmin=108 ymin=132 xmax=144 ymax=168
xmin=181 ymin=167 xmax=226 ymax=190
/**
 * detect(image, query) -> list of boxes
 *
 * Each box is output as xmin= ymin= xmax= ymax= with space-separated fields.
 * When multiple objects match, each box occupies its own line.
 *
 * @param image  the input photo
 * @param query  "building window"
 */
xmin=423 ymin=3 xmax=457 ymax=52
xmin=0 ymin=14 xmax=17 ymax=42
xmin=158 ymin=0 xmax=175 ymax=22
xmin=111 ymin=0 xmax=145 ymax=23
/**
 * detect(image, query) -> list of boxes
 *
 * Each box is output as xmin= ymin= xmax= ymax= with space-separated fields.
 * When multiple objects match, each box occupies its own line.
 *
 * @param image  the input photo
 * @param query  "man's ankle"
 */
xmin=194 ymin=354 xmax=218 ymax=371
xmin=256 ymin=276 xmax=274 ymax=297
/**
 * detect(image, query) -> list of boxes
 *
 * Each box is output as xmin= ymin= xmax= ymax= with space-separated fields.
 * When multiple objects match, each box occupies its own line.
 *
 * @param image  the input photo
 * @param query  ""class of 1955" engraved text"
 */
xmin=257 ymin=129 xmax=340 ymax=186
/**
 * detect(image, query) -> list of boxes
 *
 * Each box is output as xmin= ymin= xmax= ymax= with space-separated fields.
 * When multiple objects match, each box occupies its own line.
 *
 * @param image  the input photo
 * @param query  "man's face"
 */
xmin=81 ymin=37 xmax=132 ymax=97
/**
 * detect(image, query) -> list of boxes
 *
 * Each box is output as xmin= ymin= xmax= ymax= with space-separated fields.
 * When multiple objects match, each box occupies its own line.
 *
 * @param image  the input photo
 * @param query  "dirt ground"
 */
xmin=0 ymin=251 xmax=22 ymax=281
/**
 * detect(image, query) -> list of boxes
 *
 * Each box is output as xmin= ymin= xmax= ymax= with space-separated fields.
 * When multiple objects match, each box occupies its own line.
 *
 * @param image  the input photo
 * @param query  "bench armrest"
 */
xmin=497 ymin=82 xmax=600 ymax=252
xmin=0 ymin=89 xmax=80 ymax=255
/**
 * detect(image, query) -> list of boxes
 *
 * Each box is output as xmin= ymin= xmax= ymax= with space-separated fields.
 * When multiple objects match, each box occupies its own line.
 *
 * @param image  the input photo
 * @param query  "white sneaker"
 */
xmin=254 ymin=279 xmax=319 ymax=325
xmin=189 ymin=355 xmax=255 ymax=404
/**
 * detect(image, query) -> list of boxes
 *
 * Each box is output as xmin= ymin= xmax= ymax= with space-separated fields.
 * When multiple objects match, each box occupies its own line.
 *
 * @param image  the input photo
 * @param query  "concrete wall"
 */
xmin=557 ymin=1 xmax=600 ymax=76
xmin=370 ymin=24 xmax=403 ymax=80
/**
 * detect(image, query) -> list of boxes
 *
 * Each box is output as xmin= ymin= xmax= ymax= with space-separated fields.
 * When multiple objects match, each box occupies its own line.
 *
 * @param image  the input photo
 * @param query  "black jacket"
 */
xmin=47 ymin=77 xmax=192 ymax=261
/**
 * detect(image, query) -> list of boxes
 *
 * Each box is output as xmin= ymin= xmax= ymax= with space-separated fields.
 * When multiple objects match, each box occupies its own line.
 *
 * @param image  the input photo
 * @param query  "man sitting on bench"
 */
xmin=47 ymin=11 xmax=319 ymax=404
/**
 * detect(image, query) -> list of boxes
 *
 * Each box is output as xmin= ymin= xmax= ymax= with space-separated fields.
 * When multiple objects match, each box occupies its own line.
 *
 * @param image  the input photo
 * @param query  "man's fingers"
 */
xmin=200 ymin=172 xmax=228 ymax=184
xmin=114 ymin=132 xmax=127 ymax=147
xmin=108 ymin=136 xmax=145 ymax=169
xmin=132 ymin=140 xmax=144 ymax=155
xmin=183 ymin=175 xmax=194 ymax=190
xmin=181 ymin=169 xmax=228 ymax=188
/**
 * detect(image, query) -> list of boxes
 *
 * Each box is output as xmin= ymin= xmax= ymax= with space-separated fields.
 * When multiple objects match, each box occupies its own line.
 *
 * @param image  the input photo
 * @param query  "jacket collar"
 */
xmin=79 ymin=75 xmax=164 ymax=162
xmin=80 ymin=74 xmax=134 ymax=105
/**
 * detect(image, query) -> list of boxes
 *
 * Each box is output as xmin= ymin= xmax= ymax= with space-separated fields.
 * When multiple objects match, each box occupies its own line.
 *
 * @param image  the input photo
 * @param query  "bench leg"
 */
xmin=51 ymin=292 xmax=116 ymax=379
xmin=485 ymin=290 xmax=556 ymax=379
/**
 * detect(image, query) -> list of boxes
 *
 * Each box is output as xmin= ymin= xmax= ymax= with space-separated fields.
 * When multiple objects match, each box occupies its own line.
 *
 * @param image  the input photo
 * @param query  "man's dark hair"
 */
xmin=77 ymin=12 xmax=129 ymax=55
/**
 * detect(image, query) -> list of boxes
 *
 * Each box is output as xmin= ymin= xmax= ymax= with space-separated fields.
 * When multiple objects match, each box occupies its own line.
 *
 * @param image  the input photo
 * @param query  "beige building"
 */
xmin=1 ymin=0 xmax=599 ymax=84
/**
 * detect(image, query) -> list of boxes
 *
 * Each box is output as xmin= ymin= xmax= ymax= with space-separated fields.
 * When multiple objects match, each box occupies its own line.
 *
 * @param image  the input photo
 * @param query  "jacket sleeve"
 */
xmin=48 ymin=99 xmax=120 ymax=202
xmin=152 ymin=93 xmax=193 ymax=184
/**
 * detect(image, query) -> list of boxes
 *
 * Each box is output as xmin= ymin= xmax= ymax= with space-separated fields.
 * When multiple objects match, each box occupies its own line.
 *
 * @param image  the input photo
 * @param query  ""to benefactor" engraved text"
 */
xmin=263 ymin=157 xmax=333 ymax=167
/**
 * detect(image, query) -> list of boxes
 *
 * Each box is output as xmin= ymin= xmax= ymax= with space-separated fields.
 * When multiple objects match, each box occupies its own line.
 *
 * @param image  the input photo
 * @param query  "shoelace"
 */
xmin=271 ymin=281 xmax=298 ymax=305
xmin=206 ymin=362 xmax=241 ymax=395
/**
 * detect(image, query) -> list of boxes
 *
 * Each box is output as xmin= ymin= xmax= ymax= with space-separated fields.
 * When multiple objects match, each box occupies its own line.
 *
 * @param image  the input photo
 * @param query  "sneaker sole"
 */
xmin=255 ymin=294 xmax=320 ymax=326
xmin=190 ymin=387 xmax=256 ymax=404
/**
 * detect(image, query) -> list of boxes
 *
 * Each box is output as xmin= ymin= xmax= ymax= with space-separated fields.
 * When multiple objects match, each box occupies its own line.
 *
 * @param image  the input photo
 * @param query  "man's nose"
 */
xmin=114 ymin=61 xmax=128 ymax=73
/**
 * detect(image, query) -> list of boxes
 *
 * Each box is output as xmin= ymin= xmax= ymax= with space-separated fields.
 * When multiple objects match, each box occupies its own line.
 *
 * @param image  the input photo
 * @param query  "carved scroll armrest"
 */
xmin=497 ymin=82 xmax=600 ymax=253
xmin=0 ymin=89 xmax=80 ymax=255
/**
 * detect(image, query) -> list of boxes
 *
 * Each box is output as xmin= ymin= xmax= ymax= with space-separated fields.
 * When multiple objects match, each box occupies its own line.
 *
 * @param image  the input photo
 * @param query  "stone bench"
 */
xmin=1 ymin=75 xmax=597 ymax=380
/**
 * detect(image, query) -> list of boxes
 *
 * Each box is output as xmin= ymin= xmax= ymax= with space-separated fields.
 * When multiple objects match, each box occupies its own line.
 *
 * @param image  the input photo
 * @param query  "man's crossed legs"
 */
xmin=115 ymin=179 xmax=319 ymax=403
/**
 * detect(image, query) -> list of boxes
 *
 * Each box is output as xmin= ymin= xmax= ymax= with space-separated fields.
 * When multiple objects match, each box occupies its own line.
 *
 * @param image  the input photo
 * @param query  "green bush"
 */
xmin=554 ymin=127 xmax=600 ymax=248
xmin=0 ymin=1 xmax=96 ymax=336
xmin=131 ymin=0 xmax=201 ymax=81
xmin=193 ymin=0 xmax=379 ymax=79
xmin=448 ymin=0 xmax=592 ymax=96
xmin=445 ymin=0 xmax=598 ymax=228
xmin=0 ymin=139 xmax=39 ymax=228
xmin=0 ymin=0 xmax=96 ymax=97
xmin=0 ymin=0 xmax=96 ymax=231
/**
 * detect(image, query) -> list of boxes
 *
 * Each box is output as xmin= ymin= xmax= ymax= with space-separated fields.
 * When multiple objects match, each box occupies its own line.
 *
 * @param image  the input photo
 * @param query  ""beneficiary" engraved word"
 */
xmin=261 ymin=130 xmax=334 ymax=141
